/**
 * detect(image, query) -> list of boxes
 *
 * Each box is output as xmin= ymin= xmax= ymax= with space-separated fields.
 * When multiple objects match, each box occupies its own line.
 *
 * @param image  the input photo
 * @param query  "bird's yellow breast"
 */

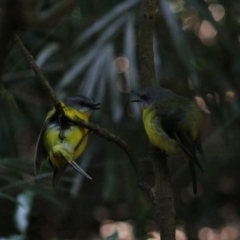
xmin=43 ymin=105 xmax=90 ymax=166
xmin=142 ymin=106 xmax=178 ymax=153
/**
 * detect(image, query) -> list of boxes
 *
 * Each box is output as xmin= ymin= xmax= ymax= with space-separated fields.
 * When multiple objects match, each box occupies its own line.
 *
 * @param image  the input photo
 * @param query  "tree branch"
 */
xmin=70 ymin=119 xmax=139 ymax=173
xmin=151 ymin=147 xmax=176 ymax=240
xmin=138 ymin=0 xmax=158 ymax=87
xmin=14 ymin=33 xmax=151 ymax=195
xmin=65 ymin=118 xmax=152 ymax=193
xmin=14 ymin=34 xmax=63 ymax=114
xmin=39 ymin=0 xmax=79 ymax=24
xmin=138 ymin=0 xmax=176 ymax=239
xmin=4 ymin=0 xmax=79 ymax=30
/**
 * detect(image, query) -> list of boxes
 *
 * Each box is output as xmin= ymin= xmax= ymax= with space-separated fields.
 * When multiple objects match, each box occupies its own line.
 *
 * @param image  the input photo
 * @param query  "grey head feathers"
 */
xmin=64 ymin=95 xmax=100 ymax=112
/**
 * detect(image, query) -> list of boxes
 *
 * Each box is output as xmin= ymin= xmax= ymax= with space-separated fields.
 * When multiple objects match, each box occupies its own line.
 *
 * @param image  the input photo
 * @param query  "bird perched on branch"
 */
xmin=131 ymin=87 xmax=205 ymax=195
xmin=34 ymin=96 xmax=100 ymax=187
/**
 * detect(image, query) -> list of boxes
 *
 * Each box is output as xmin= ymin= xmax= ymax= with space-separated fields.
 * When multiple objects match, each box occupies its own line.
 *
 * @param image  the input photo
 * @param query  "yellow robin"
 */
xmin=34 ymin=95 xmax=100 ymax=187
xmin=131 ymin=87 xmax=205 ymax=194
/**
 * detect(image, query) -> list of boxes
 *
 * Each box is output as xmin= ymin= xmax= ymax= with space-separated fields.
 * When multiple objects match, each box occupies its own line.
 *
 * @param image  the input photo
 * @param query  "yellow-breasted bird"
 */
xmin=34 ymin=95 xmax=100 ymax=187
xmin=131 ymin=87 xmax=205 ymax=194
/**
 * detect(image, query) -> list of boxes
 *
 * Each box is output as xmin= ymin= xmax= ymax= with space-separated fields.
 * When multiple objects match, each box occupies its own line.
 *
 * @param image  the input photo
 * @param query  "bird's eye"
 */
xmin=141 ymin=94 xmax=148 ymax=100
xmin=79 ymin=101 xmax=84 ymax=106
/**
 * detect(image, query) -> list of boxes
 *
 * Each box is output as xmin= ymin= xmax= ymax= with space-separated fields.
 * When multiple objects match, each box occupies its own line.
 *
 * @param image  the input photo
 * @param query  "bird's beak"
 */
xmin=92 ymin=103 xmax=101 ymax=110
xmin=130 ymin=90 xmax=141 ymax=103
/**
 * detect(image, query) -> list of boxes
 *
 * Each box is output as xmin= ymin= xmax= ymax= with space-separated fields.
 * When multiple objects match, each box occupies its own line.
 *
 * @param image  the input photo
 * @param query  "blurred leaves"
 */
xmin=159 ymin=0 xmax=198 ymax=88
xmin=0 ymin=193 xmax=23 ymax=206
xmin=74 ymin=0 xmax=140 ymax=46
xmin=0 ymin=0 xmax=240 ymax=239
xmin=35 ymin=43 xmax=60 ymax=68
xmin=0 ymin=235 xmax=24 ymax=240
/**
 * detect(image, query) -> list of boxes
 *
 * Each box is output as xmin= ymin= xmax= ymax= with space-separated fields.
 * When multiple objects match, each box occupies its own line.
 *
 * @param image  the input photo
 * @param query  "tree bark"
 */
xmin=138 ymin=1 xmax=176 ymax=239
xmin=151 ymin=147 xmax=176 ymax=240
xmin=138 ymin=0 xmax=158 ymax=87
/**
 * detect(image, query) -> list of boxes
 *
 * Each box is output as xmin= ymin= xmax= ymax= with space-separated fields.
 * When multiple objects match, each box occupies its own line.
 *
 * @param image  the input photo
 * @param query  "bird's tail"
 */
xmin=195 ymin=135 xmax=206 ymax=163
xmin=50 ymin=145 xmax=92 ymax=187
xmin=188 ymin=161 xmax=197 ymax=195
xmin=52 ymin=164 xmax=68 ymax=188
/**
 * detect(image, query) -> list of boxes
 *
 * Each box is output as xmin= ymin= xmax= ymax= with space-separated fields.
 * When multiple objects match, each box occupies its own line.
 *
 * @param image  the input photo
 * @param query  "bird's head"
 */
xmin=64 ymin=95 xmax=100 ymax=113
xmin=131 ymin=87 xmax=172 ymax=109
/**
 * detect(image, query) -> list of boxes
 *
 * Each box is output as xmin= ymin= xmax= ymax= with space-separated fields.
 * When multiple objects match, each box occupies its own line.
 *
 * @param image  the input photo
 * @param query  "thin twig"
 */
xmin=70 ymin=118 xmax=140 ymax=174
xmin=14 ymin=33 xmax=151 ymax=193
xmin=14 ymin=34 xmax=63 ymax=114
xmin=67 ymin=118 xmax=152 ymax=192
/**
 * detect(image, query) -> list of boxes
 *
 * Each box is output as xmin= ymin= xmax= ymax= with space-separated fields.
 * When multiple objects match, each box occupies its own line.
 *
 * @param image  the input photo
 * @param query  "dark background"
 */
xmin=0 ymin=0 xmax=240 ymax=239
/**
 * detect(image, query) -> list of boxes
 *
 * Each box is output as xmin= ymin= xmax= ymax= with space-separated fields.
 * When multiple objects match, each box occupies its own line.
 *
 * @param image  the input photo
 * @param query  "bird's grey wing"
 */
xmin=195 ymin=133 xmax=206 ymax=162
xmin=173 ymin=130 xmax=202 ymax=171
xmin=154 ymin=103 xmax=182 ymax=138
xmin=155 ymin=103 xmax=202 ymax=195
xmin=34 ymin=119 xmax=49 ymax=175
xmin=155 ymin=104 xmax=202 ymax=171
xmin=174 ymin=131 xmax=200 ymax=195
xmin=188 ymin=160 xmax=197 ymax=195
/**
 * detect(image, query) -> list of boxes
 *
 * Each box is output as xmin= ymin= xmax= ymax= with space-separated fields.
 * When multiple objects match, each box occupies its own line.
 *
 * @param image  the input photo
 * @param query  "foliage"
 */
xmin=1 ymin=0 xmax=240 ymax=239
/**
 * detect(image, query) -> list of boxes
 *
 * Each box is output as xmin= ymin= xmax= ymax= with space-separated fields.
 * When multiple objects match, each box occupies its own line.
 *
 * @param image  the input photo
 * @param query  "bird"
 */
xmin=34 ymin=95 xmax=100 ymax=187
xmin=131 ymin=87 xmax=205 ymax=195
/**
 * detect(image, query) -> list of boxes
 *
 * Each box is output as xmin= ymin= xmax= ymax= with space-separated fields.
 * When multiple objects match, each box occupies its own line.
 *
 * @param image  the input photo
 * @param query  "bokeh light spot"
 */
xmin=114 ymin=57 xmax=129 ymax=73
xmin=199 ymin=225 xmax=240 ymax=240
xmin=206 ymin=92 xmax=220 ymax=105
xmin=198 ymin=227 xmax=218 ymax=240
xmin=147 ymin=231 xmax=160 ymax=240
xmin=225 ymin=91 xmax=236 ymax=102
xmin=181 ymin=8 xmax=201 ymax=32
xmin=176 ymin=229 xmax=187 ymax=240
xmin=208 ymin=4 xmax=225 ymax=22
xmin=182 ymin=16 xmax=199 ymax=31
xmin=147 ymin=229 xmax=187 ymax=240
xmin=198 ymin=20 xmax=217 ymax=45
xmin=221 ymin=226 xmax=240 ymax=240
xmin=195 ymin=96 xmax=211 ymax=114
xmin=100 ymin=220 xmax=116 ymax=238
xmin=115 ymin=221 xmax=134 ymax=240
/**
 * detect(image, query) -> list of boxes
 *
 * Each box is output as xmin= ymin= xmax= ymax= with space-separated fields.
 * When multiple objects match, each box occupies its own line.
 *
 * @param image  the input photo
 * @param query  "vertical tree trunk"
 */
xmin=138 ymin=1 xmax=176 ymax=239
xmin=151 ymin=147 xmax=176 ymax=240
xmin=138 ymin=0 xmax=158 ymax=87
